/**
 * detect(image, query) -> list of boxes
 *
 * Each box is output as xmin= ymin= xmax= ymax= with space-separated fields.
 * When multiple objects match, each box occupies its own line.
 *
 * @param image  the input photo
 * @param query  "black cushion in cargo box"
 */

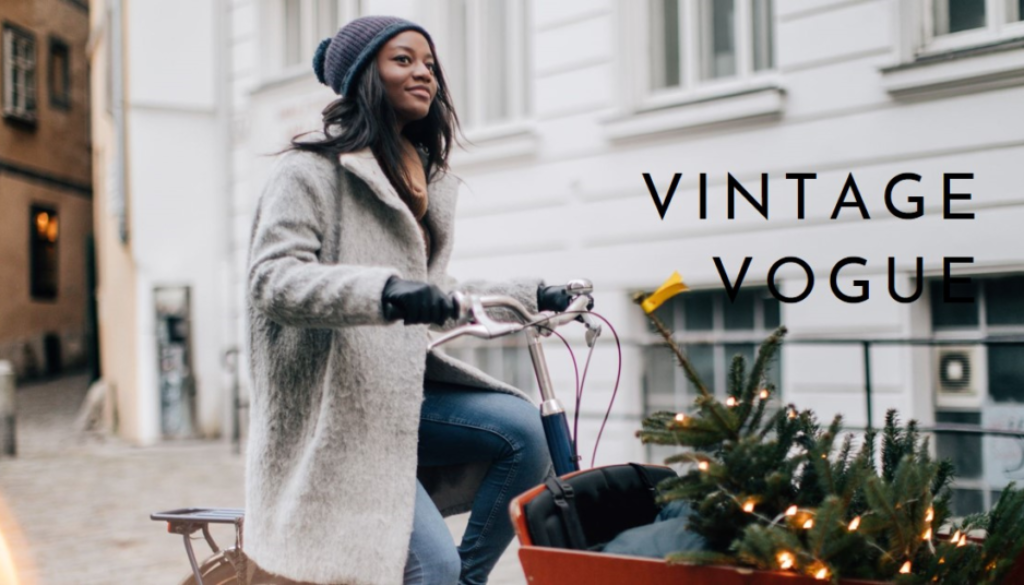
xmin=523 ymin=464 xmax=678 ymax=550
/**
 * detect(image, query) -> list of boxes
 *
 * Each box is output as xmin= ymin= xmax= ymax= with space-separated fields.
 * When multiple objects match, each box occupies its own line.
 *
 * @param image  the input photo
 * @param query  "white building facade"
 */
xmin=216 ymin=0 xmax=1024 ymax=515
xmin=89 ymin=0 xmax=230 ymax=444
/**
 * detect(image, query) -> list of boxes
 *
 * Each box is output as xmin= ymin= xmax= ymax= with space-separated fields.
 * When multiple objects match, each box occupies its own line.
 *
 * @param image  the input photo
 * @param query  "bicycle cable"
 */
xmin=532 ymin=308 xmax=623 ymax=469
xmin=581 ymin=311 xmax=623 ymax=469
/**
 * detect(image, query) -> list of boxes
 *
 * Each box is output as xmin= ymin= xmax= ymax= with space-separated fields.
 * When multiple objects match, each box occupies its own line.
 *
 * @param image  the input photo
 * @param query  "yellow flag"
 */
xmin=641 ymin=272 xmax=689 ymax=314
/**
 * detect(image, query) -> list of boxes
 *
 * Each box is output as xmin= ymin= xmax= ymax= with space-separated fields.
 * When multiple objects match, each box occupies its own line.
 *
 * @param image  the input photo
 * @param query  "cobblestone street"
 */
xmin=0 ymin=374 xmax=525 ymax=585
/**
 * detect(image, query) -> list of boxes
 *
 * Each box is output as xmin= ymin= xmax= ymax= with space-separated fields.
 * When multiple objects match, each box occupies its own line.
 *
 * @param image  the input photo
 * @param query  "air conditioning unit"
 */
xmin=934 ymin=345 xmax=985 ymax=409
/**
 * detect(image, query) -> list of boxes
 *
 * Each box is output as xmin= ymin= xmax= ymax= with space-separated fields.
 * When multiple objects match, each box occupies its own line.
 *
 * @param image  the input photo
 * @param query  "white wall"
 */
xmin=127 ymin=0 xmax=226 ymax=441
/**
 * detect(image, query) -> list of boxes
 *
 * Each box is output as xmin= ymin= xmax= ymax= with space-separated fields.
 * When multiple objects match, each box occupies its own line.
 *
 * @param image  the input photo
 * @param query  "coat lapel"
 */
xmin=339 ymin=148 xmax=458 ymax=273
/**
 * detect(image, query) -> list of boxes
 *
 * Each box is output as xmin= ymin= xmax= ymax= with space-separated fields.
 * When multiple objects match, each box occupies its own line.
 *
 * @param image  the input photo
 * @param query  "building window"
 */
xmin=930 ymin=274 xmax=1024 ymax=516
xmin=263 ymin=0 xmax=361 ymax=78
xmin=49 ymin=37 xmax=70 ymax=109
xmin=642 ymin=287 xmax=782 ymax=461
xmin=3 ymin=22 xmax=37 ymax=124
xmin=647 ymin=0 xmax=775 ymax=94
xmin=30 ymin=206 xmax=59 ymax=300
xmin=924 ymin=0 xmax=1024 ymax=51
xmin=444 ymin=0 xmax=528 ymax=129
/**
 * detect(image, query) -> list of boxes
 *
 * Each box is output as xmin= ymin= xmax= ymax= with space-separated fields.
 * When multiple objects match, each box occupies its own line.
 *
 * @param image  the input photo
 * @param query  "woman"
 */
xmin=245 ymin=15 xmax=582 ymax=585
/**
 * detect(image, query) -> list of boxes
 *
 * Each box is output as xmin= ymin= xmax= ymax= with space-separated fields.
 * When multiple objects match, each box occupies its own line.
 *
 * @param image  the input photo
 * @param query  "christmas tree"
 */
xmin=635 ymin=294 xmax=1024 ymax=583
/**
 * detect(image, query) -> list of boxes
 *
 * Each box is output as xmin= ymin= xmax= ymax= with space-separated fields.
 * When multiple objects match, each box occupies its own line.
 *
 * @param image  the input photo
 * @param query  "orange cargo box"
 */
xmin=509 ymin=467 xmax=1024 ymax=585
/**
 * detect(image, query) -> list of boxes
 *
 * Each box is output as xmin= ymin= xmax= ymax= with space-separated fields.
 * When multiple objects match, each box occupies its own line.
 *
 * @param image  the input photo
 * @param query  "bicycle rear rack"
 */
xmin=151 ymin=507 xmax=245 ymax=585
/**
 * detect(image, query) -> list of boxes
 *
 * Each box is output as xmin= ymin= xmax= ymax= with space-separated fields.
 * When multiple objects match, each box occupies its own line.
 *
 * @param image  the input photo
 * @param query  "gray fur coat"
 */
xmin=244 ymin=147 xmax=541 ymax=585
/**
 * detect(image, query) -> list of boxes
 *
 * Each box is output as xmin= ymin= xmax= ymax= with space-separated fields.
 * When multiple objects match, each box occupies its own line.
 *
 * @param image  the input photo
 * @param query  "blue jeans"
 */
xmin=403 ymin=382 xmax=551 ymax=585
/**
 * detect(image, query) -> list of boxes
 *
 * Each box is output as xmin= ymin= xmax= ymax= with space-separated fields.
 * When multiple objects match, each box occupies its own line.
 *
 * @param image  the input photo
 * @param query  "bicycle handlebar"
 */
xmin=428 ymin=279 xmax=595 ymax=351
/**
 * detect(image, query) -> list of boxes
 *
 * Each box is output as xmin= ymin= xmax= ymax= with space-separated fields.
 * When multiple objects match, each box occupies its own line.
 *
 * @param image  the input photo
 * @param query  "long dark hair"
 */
xmin=290 ymin=56 xmax=460 ymax=206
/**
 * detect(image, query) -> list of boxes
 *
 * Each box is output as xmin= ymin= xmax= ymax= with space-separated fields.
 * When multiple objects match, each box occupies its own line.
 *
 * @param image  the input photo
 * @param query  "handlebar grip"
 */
xmin=383 ymin=293 xmax=460 ymax=325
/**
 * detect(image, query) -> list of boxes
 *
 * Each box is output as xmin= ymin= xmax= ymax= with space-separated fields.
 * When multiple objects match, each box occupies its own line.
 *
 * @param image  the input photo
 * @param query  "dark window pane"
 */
xmin=644 ymin=345 xmax=678 ymax=412
xmin=700 ymin=0 xmax=736 ymax=79
xmin=936 ymin=411 xmax=982 ymax=479
xmin=685 ymin=343 xmax=715 ymax=396
xmin=723 ymin=289 xmax=756 ymax=330
xmin=988 ymin=346 xmax=1024 ymax=403
xmin=947 ymin=0 xmax=986 ymax=34
xmin=951 ymin=488 xmax=985 ymax=516
xmin=650 ymin=0 xmax=681 ymax=90
xmin=683 ymin=291 xmax=714 ymax=331
xmin=985 ymin=275 xmax=1024 ymax=326
xmin=751 ymin=0 xmax=774 ymax=71
xmin=30 ymin=206 xmax=58 ymax=299
xmin=930 ymin=280 xmax=979 ymax=328
xmin=763 ymin=295 xmax=781 ymax=329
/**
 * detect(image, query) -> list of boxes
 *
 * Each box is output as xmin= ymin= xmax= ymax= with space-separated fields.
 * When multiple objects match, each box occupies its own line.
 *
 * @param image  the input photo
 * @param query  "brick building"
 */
xmin=0 ymin=0 xmax=93 ymax=379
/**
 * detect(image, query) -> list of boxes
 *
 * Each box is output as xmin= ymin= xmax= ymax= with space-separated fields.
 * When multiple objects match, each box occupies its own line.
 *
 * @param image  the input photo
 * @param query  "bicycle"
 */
xmin=151 ymin=281 xmax=601 ymax=585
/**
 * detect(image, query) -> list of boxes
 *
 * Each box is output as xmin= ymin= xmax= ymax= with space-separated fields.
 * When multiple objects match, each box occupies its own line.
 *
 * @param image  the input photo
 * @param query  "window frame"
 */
xmin=629 ymin=0 xmax=779 ymax=113
xmin=3 ymin=21 xmax=38 ymax=125
xmin=48 ymin=36 xmax=70 ymax=110
xmin=921 ymin=0 xmax=1024 ymax=56
xmin=640 ymin=286 xmax=782 ymax=463
xmin=641 ymin=287 xmax=783 ymax=409
xmin=258 ymin=0 xmax=362 ymax=85
xmin=929 ymin=272 xmax=1024 ymax=515
xmin=605 ymin=0 xmax=782 ymax=141
xmin=438 ymin=0 xmax=530 ymax=136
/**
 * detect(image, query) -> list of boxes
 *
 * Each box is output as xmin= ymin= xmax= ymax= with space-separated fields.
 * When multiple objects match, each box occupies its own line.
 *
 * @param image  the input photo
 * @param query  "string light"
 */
xmin=922 ymin=528 xmax=932 ymax=540
xmin=726 ymin=396 xmax=738 ymax=407
xmin=785 ymin=505 xmax=798 ymax=516
xmin=742 ymin=500 xmax=756 ymax=513
xmin=900 ymin=561 xmax=912 ymax=574
xmin=787 ymin=407 xmax=798 ymax=419
xmin=759 ymin=389 xmax=770 ymax=400
xmin=952 ymin=530 xmax=962 ymax=543
xmin=698 ymin=461 xmax=709 ymax=471
xmin=958 ymin=534 xmax=968 ymax=547
xmin=925 ymin=507 xmax=934 ymax=523
xmin=803 ymin=519 xmax=814 ymax=529
xmin=847 ymin=516 xmax=861 ymax=531
xmin=674 ymin=413 xmax=686 ymax=423
xmin=777 ymin=551 xmax=795 ymax=570
xmin=939 ymin=557 xmax=945 ymax=565
xmin=814 ymin=566 xmax=830 ymax=581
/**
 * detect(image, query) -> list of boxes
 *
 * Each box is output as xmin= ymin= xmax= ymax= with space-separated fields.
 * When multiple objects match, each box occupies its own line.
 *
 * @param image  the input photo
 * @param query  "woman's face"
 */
xmin=376 ymin=31 xmax=437 ymax=127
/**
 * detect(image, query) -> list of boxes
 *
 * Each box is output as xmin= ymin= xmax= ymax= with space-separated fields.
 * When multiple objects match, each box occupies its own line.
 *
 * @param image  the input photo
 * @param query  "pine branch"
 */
xmin=742 ymin=326 xmax=787 ymax=399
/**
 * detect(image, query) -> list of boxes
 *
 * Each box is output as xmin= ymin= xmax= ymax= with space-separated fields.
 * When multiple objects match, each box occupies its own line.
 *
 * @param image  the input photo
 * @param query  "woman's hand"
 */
xmin=382 ymin=277 xmax=457 ymax=325
xmin=537 ymin=284 xmax=595 ymax=314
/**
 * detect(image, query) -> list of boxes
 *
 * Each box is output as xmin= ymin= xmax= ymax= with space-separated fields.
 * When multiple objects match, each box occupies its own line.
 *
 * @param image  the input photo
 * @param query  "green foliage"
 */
xmin=635 ymin=297 xmax=1024 ymax=583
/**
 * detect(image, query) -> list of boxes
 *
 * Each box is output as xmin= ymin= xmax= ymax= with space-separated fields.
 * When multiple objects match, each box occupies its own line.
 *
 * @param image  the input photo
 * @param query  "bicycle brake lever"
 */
xmin=581 ymin=313 xmax=602 ymax=348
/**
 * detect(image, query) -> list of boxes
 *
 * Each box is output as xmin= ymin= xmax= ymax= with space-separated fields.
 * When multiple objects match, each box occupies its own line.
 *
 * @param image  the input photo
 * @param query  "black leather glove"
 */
xmin=537 ymin=284 xmax=595 ymax=314
xmin=382 ymin=277 xmax=456 ymax=325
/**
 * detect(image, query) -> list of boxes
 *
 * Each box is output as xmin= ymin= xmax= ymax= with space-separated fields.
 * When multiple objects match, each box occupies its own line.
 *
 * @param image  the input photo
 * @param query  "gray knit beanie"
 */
xmin=313 ymin=15 xmax=435 ymax=98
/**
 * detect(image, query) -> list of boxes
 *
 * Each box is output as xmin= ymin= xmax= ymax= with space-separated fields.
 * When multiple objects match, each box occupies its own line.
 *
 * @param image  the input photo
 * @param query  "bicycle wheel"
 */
xmin=178 ymin=550 xmax=241 ymax=585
